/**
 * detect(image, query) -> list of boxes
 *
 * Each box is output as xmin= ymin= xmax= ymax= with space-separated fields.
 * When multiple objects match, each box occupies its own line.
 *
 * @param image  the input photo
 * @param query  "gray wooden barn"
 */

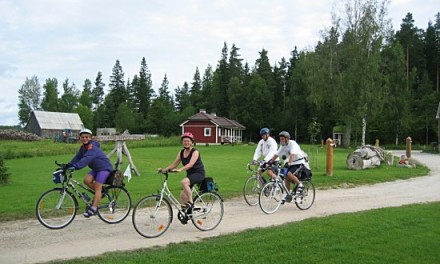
xmin=26 ymin=111 xmax=84 ymax=139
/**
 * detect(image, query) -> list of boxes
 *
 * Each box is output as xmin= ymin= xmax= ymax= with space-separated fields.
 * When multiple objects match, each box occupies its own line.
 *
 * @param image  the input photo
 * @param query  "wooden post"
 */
xmin=97 ymin=130 xmax=145 ymax=176
xmin=326 ymin=138 xmax=334 ymax=176
xmin=406 ymin=136 xmax=412 ymax=158
xmin=375 ymin=139 xmax=379 ymax=147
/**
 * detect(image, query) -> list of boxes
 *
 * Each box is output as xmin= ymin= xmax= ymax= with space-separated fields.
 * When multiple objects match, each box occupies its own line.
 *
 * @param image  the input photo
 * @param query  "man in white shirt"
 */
xmin=252 ymin=128 xmax=279 ymax=182
xmin=269 ymin=131 xmax=306 ymax=203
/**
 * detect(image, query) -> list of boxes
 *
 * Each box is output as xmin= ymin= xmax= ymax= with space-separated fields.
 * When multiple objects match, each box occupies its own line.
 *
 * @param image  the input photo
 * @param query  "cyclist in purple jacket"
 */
xmin=69 ymin=128 xmax=113 ymax=217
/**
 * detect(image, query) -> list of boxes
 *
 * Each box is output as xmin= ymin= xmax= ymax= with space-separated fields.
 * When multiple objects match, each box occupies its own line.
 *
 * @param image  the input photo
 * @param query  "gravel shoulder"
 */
xmin=1 ymin=151 xmax=439 ymax=264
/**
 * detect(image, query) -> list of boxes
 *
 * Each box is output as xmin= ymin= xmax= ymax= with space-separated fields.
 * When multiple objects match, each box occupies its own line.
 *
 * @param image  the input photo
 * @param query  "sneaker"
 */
xmin=83 ymin=207 xmax=97 ymax=218
xmin=281 ymin=193 xmax=288 ymax=205
xmin=281 ymin=193 xmax=293 ymax=204
xmin=296 ymin=185 xmax=304 ymax=195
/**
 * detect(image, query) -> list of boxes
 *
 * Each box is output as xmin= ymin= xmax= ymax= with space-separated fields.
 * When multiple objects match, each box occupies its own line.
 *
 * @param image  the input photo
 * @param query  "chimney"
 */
xmin=199 ymin=109 xmax=206 ymax=113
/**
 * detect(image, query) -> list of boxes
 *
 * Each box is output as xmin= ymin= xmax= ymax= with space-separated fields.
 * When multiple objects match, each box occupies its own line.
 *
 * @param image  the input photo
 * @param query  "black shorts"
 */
xmin=287 ymin=164 xmax=303 ymax=177
xmin=187 ymin=172 xmax=205 ymax=186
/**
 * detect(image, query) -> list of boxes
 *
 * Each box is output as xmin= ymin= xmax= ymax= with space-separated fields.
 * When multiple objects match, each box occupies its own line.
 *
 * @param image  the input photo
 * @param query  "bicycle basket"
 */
xmin=52 ymin=170 xmax=66 ymax=184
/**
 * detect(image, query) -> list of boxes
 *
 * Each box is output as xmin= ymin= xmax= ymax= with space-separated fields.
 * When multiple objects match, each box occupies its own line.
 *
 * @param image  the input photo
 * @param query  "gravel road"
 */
xmin=0 ymin=150 xmax=438 ymax=264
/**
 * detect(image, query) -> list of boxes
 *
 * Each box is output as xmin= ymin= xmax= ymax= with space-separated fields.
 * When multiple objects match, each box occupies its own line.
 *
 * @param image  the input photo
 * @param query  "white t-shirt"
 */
xmin=253 ymin=136 xmax=279 ymax=162
xmin=277 ymin=139 xmax=306 ymax=165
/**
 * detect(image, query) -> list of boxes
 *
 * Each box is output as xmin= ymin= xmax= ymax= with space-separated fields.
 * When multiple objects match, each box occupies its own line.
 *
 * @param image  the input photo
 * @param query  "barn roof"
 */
xmin=30 ymin=111 xmax=84 ymax=130
xmin=182 ymin=111 xmax=246 ymax=129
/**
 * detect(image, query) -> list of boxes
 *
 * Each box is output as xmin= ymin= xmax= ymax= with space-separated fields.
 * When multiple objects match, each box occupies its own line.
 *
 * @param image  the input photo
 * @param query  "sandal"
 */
xmin=83 ymin=207 xmax=97 ymax=218
xmin=183 ymin=202 xmax=193 ymax=215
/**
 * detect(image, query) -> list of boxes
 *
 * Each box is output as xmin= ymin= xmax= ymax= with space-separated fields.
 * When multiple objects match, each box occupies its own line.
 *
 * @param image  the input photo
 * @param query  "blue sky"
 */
xmin=0 ymin=0 xmax=438 ymax=126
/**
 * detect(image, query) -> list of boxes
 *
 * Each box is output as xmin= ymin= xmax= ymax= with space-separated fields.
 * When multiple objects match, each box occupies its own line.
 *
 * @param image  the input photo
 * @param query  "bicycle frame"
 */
xmin=58 ymin=170 xmax=116 ymax=211
xmin=155 ymin=172 xmax=201 ymax=216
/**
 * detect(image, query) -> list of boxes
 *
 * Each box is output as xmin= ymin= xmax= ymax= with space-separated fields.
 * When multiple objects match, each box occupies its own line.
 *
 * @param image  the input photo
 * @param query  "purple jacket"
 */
xmin=69 ymin=141 xmax=113 ymax=172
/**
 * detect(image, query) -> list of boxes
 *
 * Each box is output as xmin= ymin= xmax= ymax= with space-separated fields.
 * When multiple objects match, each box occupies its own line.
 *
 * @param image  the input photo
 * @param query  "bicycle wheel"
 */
xmin=243 ymin=175 xmax=263 ymax=206
xmin=295 ymin=180 xmax=315 ymax=210
xmin=132 ymin=195 xmax=173 ymax=238
xmin=98 ymin=186 xmax=132 ymax=224
xmin=192 ymin=192 xmax=224 ymax=231
xmin=259 ymin=181 xmax=283 ymax=214
xmin=36 ymin=188 xmax=78 ymax=229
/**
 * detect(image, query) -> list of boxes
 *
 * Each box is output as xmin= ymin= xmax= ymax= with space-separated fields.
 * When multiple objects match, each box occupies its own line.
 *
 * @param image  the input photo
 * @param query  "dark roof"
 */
xmin=184 ymin=112 xmax=246 ymax=129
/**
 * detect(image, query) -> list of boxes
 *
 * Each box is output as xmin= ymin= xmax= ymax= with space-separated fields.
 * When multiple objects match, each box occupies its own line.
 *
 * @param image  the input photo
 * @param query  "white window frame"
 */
xmin=204 ymin=128 xmax=211 ymax=137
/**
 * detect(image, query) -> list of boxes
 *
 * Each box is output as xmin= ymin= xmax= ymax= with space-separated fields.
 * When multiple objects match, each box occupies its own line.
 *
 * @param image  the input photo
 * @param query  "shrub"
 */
xmin=0 ymin=157 xmax=11 ymax=184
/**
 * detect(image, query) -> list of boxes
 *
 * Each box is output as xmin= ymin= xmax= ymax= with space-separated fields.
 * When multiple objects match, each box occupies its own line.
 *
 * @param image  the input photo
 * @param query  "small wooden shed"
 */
xmin=25 ymin=111 xmax=84 ymax=139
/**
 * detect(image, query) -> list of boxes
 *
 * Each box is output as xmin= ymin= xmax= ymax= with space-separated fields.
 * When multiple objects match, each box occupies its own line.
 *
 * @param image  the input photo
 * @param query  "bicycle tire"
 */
xmin=259 ymin=181 xmax=283 ymax=214
xmin=132 ymin=195 xmax=173 ymax=238
xmin=243 ymin=175 xmax=263 ymax=206
xmin=98 ymin=186 xmax=132 ymax=224
xmin=36 ymin=188 xmax=78 ymax=229
xmin=192 ymin=192 xmax=224 ymax=231
xmin=295 ymin=180 xmax=315 ymax=210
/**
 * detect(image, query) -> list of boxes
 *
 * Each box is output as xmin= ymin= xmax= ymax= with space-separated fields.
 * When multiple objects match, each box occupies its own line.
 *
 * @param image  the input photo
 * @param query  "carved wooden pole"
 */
xmin=326 ymin=138 xmax=334 ymax=176
xmin=406 ymin=136 xmax=412 ymax=158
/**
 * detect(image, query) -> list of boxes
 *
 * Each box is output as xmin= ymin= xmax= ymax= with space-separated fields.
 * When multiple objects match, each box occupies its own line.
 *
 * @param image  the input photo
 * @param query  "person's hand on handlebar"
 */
xmin=158 ymin=168 xmax=179 ymax=173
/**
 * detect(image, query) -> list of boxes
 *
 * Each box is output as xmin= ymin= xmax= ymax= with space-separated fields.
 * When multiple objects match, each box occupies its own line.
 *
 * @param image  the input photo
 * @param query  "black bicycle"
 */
xmin=36 ymin=161 xmax=132 ymax=229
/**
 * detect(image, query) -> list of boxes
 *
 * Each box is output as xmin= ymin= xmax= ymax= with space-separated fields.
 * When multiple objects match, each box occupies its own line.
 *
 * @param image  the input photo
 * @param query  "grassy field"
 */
xmin=1 ymin=140 xmax=437 ymax=263
xmin=45 ymin=202 xmax=440 ymax=264
xmin=0 ymin=142 xmax=429 ymax=222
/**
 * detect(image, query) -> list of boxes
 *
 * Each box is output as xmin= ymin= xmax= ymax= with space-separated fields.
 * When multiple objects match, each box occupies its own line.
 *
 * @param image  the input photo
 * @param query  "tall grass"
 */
xmin=0 ymin=144 xmax=428 ymax=222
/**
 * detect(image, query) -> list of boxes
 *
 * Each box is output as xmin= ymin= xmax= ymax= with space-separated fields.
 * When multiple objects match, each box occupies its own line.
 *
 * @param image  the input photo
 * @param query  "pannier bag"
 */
xmin=105 ymin=170 xmax=124 ymax=187
xmin=299 ymin=166 xmax=312 ymax=180
xmin=52 ymin=170 xmax=66 ymax=184
xmin=199 ymin=177 xmax=217 ymax=192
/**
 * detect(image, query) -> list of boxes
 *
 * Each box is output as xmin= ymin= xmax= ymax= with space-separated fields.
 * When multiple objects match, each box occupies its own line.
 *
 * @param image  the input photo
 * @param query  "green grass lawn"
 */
xmin=45 ymin=202 xmax=440 ymax=264
xmin=0 ymin=143 xmax=429 ymax=221
xmin=1 ymin=141 xmax=437 ymax=263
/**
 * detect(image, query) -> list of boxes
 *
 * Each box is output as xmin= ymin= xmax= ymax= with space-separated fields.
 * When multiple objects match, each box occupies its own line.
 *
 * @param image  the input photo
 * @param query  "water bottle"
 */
xmin=82 ymin=193 xmax=91 ymax=202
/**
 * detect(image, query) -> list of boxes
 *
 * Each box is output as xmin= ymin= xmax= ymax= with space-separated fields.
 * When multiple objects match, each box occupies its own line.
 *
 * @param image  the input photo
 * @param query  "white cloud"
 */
xmin=0 ymin=0 xmax=437 ymax=126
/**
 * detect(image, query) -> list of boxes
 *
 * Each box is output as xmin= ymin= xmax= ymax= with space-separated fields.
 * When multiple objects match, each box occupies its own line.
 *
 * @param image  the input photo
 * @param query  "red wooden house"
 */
xmin=180 ymin=109 xmax=246 ymax=144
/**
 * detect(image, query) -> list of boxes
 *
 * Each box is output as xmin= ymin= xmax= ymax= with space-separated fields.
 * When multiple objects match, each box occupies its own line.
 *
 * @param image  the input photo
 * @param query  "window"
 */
xmin=204 ymin=128 xmax=211 ymax=137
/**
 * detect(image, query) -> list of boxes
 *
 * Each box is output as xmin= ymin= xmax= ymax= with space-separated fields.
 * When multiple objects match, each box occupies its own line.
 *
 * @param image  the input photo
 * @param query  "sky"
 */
xmin=0 ymin=0 xmax=438 ymax=126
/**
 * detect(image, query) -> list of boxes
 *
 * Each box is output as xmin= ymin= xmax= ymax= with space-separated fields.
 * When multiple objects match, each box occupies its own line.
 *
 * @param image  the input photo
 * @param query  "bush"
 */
xmin=0 ymin=157 xmax=11 ymax=184
xmin=0 ymin=129 xmax=41 ymax=141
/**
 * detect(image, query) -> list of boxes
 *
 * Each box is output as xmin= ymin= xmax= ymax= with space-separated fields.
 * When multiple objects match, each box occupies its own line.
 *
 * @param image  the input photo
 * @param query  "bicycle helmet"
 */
xmin=79 ymin=128 xmax=93 ymax=136
xmin=279 ymin=131 xmax=290 ymax=139
xmin=181 ymin=132 xmax=194 ymax=142
xmin=260 ymin=128 xmax=270 ymax=136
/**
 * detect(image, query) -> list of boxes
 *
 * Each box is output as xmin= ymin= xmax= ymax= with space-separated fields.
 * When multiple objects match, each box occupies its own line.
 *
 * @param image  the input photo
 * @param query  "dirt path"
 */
xmin=1 ymin=151 xmax=439 ymax=264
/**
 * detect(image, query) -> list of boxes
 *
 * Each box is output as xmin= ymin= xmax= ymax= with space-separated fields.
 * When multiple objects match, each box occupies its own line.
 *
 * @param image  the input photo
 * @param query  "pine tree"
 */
xmin=79 ymin=79 xmax=93 ymax=108
xmin=92 ymin=72 xmax=105 ymax=111
xmin=41 ymin=78 xmax=59 ymax=111
xmin=59 ymin=78 xmax=79 ymax=112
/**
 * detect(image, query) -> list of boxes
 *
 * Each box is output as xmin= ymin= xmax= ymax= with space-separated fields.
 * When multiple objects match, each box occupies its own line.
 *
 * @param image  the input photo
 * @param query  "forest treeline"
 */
xmin=17 ymin=1 xmax=440 ymax=146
